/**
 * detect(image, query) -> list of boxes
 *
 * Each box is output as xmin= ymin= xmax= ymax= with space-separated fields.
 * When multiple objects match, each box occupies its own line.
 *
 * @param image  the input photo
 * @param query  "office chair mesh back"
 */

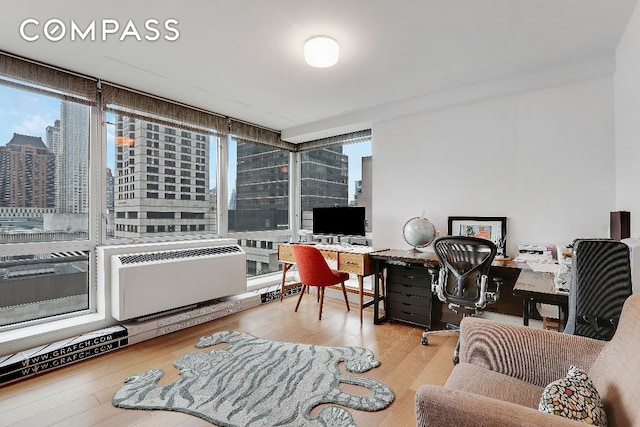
xmin=564 ymin=239 xmax=632 ymax=341
xmin=434 ymin=236 xmax=498 ymax=314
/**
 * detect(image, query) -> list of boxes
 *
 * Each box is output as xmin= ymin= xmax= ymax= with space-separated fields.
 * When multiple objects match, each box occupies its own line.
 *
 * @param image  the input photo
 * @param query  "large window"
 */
xmin=227 ymin=122 xmax=292 ymax=278
xmin=105 ymin=112 xmax=219 ymax=240
xmin=297 ymin=133 xmax=373 ymax=291
xmin=0 ymin=64 xmax=94 ymax=327
xmin=0 ymin=84 xmax=91 ymax=243
xmin=228 ymin=138 xmax=289 ymax=232
xmin=300 ymin=134 xmax=372 ymax=237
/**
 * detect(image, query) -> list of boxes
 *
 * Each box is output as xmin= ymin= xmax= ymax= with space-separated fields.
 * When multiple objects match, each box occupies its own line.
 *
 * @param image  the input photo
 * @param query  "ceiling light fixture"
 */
xmin=304 ymin=36 xmax=340 ymax=68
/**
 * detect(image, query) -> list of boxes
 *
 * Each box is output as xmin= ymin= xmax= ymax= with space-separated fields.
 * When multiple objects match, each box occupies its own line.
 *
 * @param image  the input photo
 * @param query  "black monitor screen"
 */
xmin=312 ymin=207 xmax=366 ymax=236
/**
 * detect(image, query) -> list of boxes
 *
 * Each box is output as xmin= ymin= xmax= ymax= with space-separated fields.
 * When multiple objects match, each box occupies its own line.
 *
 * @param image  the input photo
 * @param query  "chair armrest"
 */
xmin=415 ymin=385 xmax=583 ymax=427
xmin=458 ymin=317 xmax=606 ymax=388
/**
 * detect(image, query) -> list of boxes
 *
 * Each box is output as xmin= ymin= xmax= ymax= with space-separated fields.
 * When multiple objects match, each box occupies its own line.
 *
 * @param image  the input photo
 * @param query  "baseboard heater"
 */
xmin=109 ymin=243 xmax=246 ymax=321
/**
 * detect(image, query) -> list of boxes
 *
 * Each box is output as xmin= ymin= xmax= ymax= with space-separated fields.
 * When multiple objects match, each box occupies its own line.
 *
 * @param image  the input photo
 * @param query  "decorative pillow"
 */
xmin=539 ymin=366 xmax=607 ymax=426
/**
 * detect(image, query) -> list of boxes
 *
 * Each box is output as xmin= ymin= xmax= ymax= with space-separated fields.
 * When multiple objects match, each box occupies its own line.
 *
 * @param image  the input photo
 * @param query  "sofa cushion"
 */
xmin=539 ymin=366 xmax=607 ymax=426
xmin=444 ymin=362 xmax=544 ymax=409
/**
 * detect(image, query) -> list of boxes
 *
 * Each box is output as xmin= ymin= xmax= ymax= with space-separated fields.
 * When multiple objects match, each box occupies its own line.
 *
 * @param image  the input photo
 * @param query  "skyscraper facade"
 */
xmin=45 ymin=119 xmax=62 ymax=212
xmin=60 ymin=102 xmax=90 ymax=214
xmin=231 ymin=142 xmax=290 ymax=231
xmin=231 ymin=143 xmax=348 ymax=232
xmin=0 ymin=134 xmax=55 ymax=209
xmin=300 ymin=146 xmax=348 ymax=212
xmin=113 ymin=115 xmax=213 ymax=238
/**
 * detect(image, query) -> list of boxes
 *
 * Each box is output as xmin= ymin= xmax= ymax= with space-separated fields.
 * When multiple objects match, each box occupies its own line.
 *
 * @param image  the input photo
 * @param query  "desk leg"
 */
xmin=558 ymin=303 xmax=567 ymax=333
xmin=358 ymin=274 xmax=364 ymax=324
xmin=373 ymin=261 xmax=381 ymax=325
xmin=372 ymin=260 xmax=389 ymax=325
xmin=379 ymin=268 xmax=386 ymax=313
xmin=280 ymin=263 xmax=293 ymax=302
xmin=522 ymin=298 xmax=530 ymax=326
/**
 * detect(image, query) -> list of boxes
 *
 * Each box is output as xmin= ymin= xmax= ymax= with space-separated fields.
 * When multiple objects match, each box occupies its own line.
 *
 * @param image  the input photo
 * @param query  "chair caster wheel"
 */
xmin=453 ymin=355 xmax=459 ymax=365
xmin=422 ymin=337 xmax=428 ymax=345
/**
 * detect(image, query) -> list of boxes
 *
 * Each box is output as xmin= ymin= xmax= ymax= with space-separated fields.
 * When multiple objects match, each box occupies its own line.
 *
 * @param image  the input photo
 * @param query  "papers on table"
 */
xmin=526 ymin=261 xmax=560 ymax=274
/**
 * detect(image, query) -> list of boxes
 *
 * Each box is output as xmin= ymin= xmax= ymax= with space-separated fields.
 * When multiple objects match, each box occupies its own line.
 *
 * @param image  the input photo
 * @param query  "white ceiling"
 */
xmin=0 ymin=0 xmax=637 ymax=142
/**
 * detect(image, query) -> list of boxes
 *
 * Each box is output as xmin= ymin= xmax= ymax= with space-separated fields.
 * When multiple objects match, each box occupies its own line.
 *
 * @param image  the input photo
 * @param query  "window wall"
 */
xmin=299 ymin=132 xmax=373 ymax=238
xmin=0 ymin=65 xmax=95 ymax=328
xmin=0 ymin=52 xmax=373 ymax=334
xmin=227 ymin=123 xmax=293 ymax=278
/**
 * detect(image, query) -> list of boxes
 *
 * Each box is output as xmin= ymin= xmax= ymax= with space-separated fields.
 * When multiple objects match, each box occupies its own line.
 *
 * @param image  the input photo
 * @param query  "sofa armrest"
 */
xmin=458 ymin=317 xmax=606 ymax=388
xmin=415 ymin=384 xmax=582 ymax=427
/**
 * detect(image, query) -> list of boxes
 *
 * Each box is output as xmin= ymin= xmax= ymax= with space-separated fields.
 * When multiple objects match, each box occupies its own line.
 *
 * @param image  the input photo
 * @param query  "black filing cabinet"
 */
xmin=385 ymin=263 xmax=441 ymax=328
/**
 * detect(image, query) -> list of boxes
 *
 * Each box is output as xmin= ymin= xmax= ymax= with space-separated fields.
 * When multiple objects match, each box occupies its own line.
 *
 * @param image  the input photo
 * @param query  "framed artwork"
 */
xmin=447 ymin=216 xmax=507 ymax=256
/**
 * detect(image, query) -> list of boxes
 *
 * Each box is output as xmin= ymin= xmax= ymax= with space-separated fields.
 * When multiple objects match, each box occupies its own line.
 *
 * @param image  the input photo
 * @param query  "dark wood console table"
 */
xmin=370 ymin=249 xmax=524 ymax=328
xmin=369 ymin=250 xmax=440 ymax=327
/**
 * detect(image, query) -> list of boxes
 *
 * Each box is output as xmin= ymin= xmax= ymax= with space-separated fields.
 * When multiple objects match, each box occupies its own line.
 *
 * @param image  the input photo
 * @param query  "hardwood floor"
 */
xmin=0 ymin=296 xmax=458 ymax=427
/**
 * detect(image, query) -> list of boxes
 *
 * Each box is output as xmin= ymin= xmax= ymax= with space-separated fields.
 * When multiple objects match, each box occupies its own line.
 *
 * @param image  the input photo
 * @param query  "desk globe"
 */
xmin=402 ymin=216 xmax=436 ymax=252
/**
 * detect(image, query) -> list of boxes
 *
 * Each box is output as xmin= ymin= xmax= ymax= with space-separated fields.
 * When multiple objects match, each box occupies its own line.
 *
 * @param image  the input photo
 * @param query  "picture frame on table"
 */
xmin=447 ymin=216 xmax=508 ymax=257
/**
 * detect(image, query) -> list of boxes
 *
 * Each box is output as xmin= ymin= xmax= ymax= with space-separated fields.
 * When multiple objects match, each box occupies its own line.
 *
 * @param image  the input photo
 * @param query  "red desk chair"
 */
xmin=291 ymin=245 xmax=351 ymax=320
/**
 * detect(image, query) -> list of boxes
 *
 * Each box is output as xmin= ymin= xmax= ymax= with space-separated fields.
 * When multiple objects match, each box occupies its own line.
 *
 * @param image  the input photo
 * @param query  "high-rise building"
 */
xmin=230 ymin=143 xmax=348 ymax=231
xmin=106 ymin=167 xmax=114 ymax=214
xmin=45 ymin=119 xmax=61 ymax=212
xmin=300 ymin=146 xmax=348 ymax=211
xmin=0 ymin=133 xmax=55 ymax=209
xmin=60 ymin=102 xmax=90 ymax=214
xmin=113 ymin=115 xmax=213 ymax=237
xmin=231 ymin=143 xmax=290 ymax=231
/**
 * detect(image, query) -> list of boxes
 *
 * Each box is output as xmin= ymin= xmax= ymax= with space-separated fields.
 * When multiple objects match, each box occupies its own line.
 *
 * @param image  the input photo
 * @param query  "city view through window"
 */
xmin=105 ymin=113 xmax=218 ymax=239
xmin=0 ymin=79 xmax=372 ymax=329
xmin=0 ymin=83 xmax=91 ymax=327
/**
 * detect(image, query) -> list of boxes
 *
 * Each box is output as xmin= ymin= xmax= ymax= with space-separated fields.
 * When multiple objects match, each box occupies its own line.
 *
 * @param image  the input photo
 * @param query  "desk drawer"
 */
xmin=337 ymin=252 xmax=366 ymax=275
xmin=319 ymin=250 xmax=338 ymax=262
xmin=387 ymin=282 xmax=431 ymax=299
xmin=386 ymin=300 xmax=432 ymax=327
xmin=278 ymin=244 xmax=295 ymax=263
xmin=386 ymin=264 xmax=432 ymax=285
xmin=387 ymin=289 xmax=431 ymax=305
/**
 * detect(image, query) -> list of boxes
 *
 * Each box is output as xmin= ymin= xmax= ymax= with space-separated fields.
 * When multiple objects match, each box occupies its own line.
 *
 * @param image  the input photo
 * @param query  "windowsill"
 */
xmin=247 ymin=272 xmax=283 ymax=292
xmin=0 ymin=312 xmax=109 ymax=350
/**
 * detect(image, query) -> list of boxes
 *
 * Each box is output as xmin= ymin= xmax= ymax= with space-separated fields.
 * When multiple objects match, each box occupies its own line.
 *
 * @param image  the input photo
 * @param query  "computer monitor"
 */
xmin=312 ymin=206 xmax=366 ymax=236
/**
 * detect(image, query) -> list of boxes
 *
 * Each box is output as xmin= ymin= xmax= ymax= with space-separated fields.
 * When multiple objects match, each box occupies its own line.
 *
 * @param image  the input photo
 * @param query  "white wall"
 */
xmin=372 ymin=78 xmax=615 ymax=256
xmin=616 ymin=1 xmax=640 ymax=236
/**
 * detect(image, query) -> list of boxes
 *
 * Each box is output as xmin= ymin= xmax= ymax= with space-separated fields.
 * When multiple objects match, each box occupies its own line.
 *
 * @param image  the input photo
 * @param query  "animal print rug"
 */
xmin=112 ymin=330 xmax=394 ymax=426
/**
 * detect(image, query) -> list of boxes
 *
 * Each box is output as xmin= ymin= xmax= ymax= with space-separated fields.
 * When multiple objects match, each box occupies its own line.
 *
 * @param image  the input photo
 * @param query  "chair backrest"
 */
xmin=433 ymin=236 xmax=497 ymax=313
xmin=291 ymin=244 xmax=339 ymax=287
xmin=564 ymin=239 xmax=633 ymax=340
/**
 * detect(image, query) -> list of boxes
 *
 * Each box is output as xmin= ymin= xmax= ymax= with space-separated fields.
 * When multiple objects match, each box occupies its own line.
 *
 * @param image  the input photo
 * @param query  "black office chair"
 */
xmin=423 ymin=236 xmax=500 ymax=364
xmin=564 ymin=239 xmax=632 ymax=341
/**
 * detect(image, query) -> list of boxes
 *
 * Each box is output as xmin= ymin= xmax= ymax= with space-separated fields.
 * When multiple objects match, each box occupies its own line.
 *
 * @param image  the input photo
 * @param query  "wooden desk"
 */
xmin=277 ymin=243 xmax=383 ymax=323
xmin=512 ymin=267 xmax=569 ymax=331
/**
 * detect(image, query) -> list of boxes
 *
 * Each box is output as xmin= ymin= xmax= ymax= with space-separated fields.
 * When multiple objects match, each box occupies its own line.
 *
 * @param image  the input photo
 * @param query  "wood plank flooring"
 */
xmin=0 ymin=295 xmax=458 ymax=427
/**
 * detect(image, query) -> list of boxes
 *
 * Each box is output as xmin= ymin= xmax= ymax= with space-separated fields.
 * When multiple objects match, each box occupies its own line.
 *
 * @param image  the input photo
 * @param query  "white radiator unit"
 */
xmin=111 ymin=244 xmax=246 ymax=321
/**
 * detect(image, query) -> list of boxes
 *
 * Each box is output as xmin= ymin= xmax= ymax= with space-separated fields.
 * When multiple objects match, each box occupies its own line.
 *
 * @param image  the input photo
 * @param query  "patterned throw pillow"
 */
xmin=539 ymin=366 xmax=607 ymax=426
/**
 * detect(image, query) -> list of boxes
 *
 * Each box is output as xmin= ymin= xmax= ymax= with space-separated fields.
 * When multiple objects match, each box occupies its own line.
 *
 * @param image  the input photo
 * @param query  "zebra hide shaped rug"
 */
xmin=112 ymin=330 xmax=394 ymax=426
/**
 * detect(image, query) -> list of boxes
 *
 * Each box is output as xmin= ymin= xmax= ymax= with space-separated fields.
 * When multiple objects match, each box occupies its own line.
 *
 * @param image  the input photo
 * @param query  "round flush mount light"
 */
xmin=304 ymin=36 xmax=340 ymax=68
